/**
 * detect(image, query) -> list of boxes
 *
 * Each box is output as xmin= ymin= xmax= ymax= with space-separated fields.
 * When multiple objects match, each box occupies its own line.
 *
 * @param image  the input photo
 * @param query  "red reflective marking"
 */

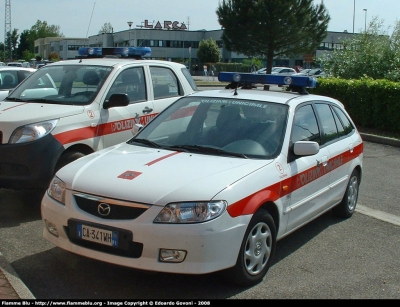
xmin=145 ymin=151 xmax=181 ymax=166
xmin=54 ymin=126 xmax=97 ymax=144
xmin=169 ymin=106 xmax=197 ymax=120
xmin=53 ymin=114 xmax=158 ymax=145
xmin=227 ymin=182 xmax=281 ymax=217
xmin=0 ymin=103 xmax=28 ymax=112
xmin=227 ymin=142 xmax=363 ymax=217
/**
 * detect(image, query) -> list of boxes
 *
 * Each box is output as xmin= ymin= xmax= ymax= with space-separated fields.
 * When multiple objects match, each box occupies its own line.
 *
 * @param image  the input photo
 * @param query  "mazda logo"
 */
xmin=98 ymin=203 xmax=111 ymax=216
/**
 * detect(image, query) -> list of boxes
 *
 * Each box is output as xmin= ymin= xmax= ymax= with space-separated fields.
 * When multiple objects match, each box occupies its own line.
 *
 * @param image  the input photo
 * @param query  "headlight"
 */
xmin=47 ymin=176 xmax=66 ymax=204
xmin=9 ymin=119 xmax=58 ymax=144
xmin=154 ymin=201 xmax=227 ymax=223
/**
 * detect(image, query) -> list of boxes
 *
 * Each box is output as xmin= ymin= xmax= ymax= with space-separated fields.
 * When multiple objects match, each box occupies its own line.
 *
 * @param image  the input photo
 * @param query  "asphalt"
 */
xmin=1 ymin=78 xmax=400 ymax=299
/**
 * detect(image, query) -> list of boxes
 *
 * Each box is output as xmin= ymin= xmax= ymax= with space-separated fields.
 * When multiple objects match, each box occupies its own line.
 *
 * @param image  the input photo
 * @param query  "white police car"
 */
xmin=41 ymin=72 xmax=363 ymax=286
xmin=0 ymin=47 xmax=197 ymax=192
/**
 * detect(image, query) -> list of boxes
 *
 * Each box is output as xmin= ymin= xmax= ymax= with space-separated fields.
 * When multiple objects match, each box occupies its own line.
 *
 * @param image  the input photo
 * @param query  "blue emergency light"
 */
xmin=78 ymin=47 xmax=152 ymax=58
xmin=218 ymin=72 xmax=317 ymax=89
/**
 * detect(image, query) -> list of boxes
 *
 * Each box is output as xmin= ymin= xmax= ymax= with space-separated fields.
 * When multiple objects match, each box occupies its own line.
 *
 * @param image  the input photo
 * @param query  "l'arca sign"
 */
xmin=140 ymin=19 xmax=188 ymax=30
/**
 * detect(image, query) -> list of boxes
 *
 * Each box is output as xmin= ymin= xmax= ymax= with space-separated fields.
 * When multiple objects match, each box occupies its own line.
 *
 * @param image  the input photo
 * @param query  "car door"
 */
xmin=285 ymin=103 xmax=331 ymax=233
xmin=149 ymin=65 xmax=182 ymax=113
xmin=100 ymin=66 xmax=155 ymax=148
xmin=314 ymin=102 xmax=359 ymax=205
xmin=100 ymin=65 xmax=184 ymax=148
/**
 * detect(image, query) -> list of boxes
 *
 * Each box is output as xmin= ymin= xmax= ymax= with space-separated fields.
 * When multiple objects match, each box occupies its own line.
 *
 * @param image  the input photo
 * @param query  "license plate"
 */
xmin=77 ymin=224 xmax=118 ymax=247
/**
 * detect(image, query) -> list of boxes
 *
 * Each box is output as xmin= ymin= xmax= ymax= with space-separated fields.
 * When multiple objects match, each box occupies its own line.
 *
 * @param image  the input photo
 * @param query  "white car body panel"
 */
xmin=57 ymin=144 xmax=273 ymax=204
xmin=41 ymin=74 xmax=364 ymax=281
xmin=0 ymin=102 xmax=84 ymax=139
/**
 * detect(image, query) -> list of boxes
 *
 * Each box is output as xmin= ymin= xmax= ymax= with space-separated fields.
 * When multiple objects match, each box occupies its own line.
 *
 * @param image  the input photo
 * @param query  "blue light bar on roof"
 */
xmin=218 ymin=72 xmax=317 ymax=88
xmin=78 ymin=47 xmax=151 ymax=58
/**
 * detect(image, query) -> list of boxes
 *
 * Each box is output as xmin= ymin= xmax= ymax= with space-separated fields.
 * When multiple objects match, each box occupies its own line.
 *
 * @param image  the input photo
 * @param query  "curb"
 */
xmin=359 ymin=133 xmax=400 ymax=148
xmin=0 ymin=252 xmax=35 ymax=299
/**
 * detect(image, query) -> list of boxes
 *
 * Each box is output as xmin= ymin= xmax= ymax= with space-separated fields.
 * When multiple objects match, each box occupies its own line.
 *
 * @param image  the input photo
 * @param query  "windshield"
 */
xmin=7 ymin=64 xmax=112 ymax=105
xmin=129 ymin=96 xmax=288 ymax=159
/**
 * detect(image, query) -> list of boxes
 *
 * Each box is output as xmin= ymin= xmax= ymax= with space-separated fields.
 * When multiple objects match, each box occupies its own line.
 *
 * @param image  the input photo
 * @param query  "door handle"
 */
xmin=316 ymin=155 xmax=328 ymax=167
xmin=143 ymin=106 xmax=153 ymax=114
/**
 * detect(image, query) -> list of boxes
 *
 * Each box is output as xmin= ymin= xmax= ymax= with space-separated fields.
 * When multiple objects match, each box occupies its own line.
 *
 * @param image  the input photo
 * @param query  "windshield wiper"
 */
xmin=128 ymin=138 xmax=161 ymax=148
xmin=168 ymin=145 xmax=247 ymax=158
xmin=4 ymin=97 xmax=26 ymax=102
xmin=25 ymin=98 xmax=57 ymax=103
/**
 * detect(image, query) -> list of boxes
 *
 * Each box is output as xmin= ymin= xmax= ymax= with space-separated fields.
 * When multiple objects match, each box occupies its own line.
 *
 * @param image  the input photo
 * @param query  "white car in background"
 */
xmin=0 ymin=66 xmax=37 ymax=101
xmin=256 ymin=67 xmax=297 ymax=75
xmin=0 ymin=47 xmax=198 ymax=192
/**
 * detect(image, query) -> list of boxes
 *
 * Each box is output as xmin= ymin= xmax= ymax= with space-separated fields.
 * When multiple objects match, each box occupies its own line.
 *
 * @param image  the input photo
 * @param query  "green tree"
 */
xmin=98 ymin=22 xmax=113 ymax=34
xmin=48 ymin=51 xmax=60 ymax=61
xmin=243 ymin=57 xmax=263 ymax=71
xmin=26 ymin=20 xmax=63 ymax=53
xmin=216 ymin=0 xmax=330 ymax=74
xmin=16 ymin=30 xmax=30 ymax=59
xmin=318 ymin=17 xmax=400 ymax=81
xmin=196 ymin=38 xmax=221 ymax=64
xmin=5 ymin=29 xmax=19 ymax=60
xmin=0 ymin=42 xmax=5 ymax=61
xmin=22 ymin=50 xmax=36 ymax=62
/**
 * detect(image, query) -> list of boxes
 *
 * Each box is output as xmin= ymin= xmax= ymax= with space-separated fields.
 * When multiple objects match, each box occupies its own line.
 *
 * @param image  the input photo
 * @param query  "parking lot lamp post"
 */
xmin=127 ymin=21 xmax=133 ymax=46
xmin=363 ymin=9 xmax=367 ymax=32
xmin=353 ymin=0 xmax=355 ymax=33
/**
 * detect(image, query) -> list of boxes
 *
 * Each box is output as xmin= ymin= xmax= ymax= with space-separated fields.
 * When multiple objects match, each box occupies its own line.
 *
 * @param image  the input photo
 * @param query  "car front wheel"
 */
xmin=221 ymin=209 xmax=276 ymax=287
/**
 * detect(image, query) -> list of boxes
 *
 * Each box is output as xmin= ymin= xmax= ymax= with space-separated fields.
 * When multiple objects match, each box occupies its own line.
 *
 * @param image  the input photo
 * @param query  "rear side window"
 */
xmin=150 ymin=67 xmax=180 ymax=99
xmin=314 ymin=103 xmax=338 ymax=144
xmin=0 ymin=71 xmax=18 ymax=89
xmin=17 ymin=70 xmax=34 ymax=83
xmin=181 ymin=67 xmax=198 ymax=91
xmin=332 ymin=105 xmax=354 ymax=136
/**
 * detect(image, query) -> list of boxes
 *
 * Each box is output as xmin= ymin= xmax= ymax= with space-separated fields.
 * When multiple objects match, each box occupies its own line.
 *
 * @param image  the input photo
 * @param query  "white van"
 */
xmin=0 ymin=47 xmax=198 ymax=192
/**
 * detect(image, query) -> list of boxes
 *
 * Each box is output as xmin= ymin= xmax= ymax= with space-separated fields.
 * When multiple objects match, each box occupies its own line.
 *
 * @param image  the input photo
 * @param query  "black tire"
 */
xmin=55 ymin=151 xmax=85 ymax=173
xmin=332 ymin=169 xmax=360 ymax=218
xmin=221 ymin=209 xmax=276 ymax=287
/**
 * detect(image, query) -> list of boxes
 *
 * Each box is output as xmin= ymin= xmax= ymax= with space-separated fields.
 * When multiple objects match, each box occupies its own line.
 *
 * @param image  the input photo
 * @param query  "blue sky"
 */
xmin=0 ymin=0 xmax=398 ymax=41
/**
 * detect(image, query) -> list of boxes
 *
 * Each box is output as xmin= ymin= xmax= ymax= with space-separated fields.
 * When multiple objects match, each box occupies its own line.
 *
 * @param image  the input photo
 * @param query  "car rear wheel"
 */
xmin=221 ymin=209 xmax=276 ymax=286
xmin=332 ymin=169 xmax=360 ymax=218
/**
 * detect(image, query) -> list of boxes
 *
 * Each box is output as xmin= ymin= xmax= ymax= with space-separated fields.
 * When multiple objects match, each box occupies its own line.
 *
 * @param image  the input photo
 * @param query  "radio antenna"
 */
xmin=86 ymin=2 xmax=96 ymax=41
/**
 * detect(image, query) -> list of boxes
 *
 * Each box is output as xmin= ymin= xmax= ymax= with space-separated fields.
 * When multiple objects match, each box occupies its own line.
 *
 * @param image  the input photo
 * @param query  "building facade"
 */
xmin=34 ymin=19 xmax=356 ymax=69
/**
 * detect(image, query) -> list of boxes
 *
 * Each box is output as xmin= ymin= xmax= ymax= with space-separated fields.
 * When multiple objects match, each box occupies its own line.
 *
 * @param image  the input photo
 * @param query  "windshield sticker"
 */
xmin=199 ymin=99 xmax=267 ymax=109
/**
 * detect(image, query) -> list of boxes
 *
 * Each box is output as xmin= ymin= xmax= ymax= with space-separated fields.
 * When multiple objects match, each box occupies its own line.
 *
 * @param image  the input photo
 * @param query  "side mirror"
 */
xmin=132 ymin=123 xmax=144 ymax=136
xmin=103 ymin=93 xmax=129 ymax=109
xmin=293 ymin=141 xmax=319 ymax=156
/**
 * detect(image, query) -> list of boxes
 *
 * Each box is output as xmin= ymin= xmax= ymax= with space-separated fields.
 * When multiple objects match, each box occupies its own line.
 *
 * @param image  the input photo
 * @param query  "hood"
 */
xmin=0 ymin=101 xmax=84 ymax=139
xmin=59 ymin=144 xmax=272 ymax=205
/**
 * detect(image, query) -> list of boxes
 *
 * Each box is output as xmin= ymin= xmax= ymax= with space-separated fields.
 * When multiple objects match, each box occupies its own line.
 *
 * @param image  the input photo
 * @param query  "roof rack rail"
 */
xmin=78 ymin=47 xmax=152 ymax=59
xmin=218 ymin=72 xmax=317 ymax=95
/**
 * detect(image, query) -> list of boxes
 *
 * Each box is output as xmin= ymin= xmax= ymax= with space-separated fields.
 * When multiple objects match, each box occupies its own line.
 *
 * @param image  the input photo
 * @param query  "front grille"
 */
xmin=74 ymin=192 xmax=150 ymax=220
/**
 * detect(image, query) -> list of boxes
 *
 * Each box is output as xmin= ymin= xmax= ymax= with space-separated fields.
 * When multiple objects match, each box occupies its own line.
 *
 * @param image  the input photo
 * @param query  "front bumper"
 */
xmin=0 ymin=134 xmax=64 ymax=189
xmin=41 ymin=191 xmax=250 ymax=275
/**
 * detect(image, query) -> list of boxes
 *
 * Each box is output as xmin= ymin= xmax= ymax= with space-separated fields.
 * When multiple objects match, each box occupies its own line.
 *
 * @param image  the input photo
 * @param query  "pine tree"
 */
xmin=216 ymin=0 xmax=330 ymax=73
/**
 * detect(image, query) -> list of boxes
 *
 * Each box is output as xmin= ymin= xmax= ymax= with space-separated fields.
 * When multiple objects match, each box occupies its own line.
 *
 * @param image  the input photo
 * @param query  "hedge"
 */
xmin=308 ymin=77 xmax=400 ymax=133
